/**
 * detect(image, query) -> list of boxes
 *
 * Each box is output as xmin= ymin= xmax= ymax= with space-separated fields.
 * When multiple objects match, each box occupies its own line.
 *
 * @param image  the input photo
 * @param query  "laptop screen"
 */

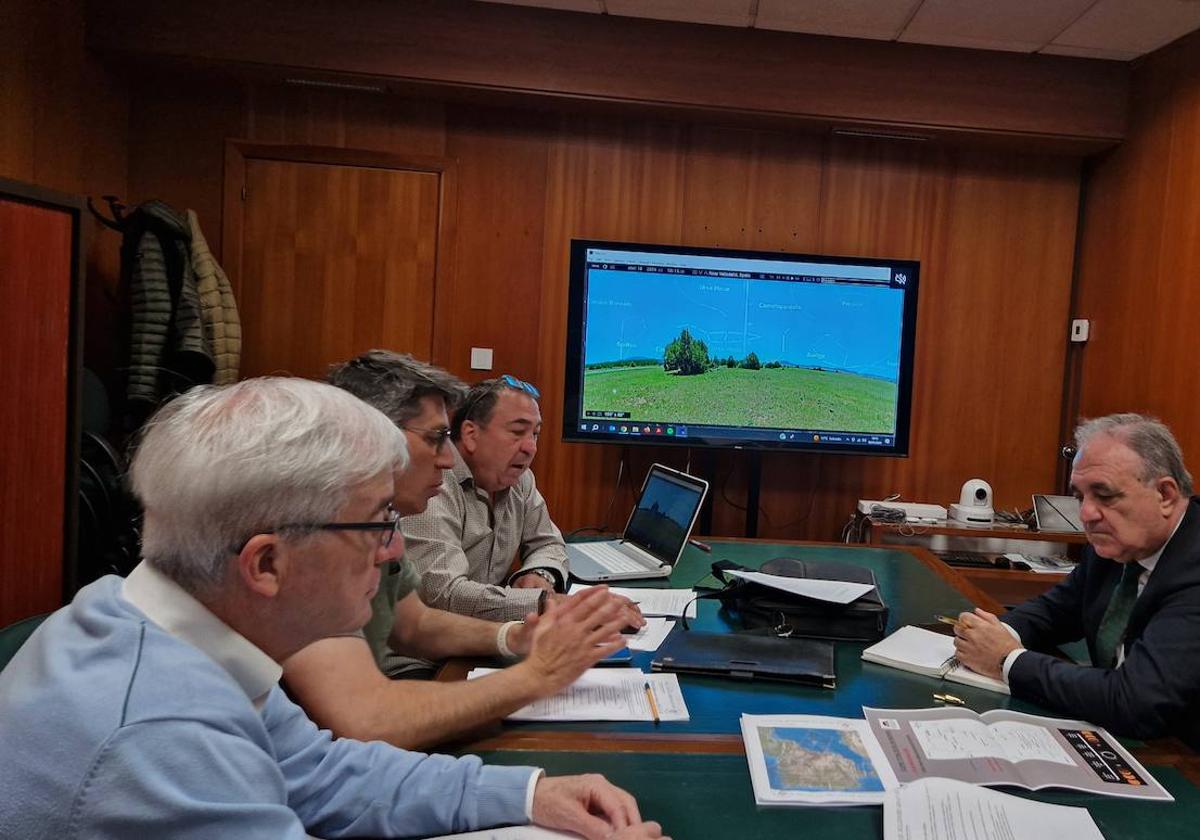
xmin=624 ymin=468 xmax=706 ymax=561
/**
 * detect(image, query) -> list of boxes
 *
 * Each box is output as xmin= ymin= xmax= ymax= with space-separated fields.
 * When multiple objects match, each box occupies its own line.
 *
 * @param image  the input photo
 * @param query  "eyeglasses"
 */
xmin=243 ymin=505 xmax=402 ymax=551
xmin=403 ymin=424 xmax=453 ymax=453
xmin=459 ymin=374 xmax=541 ymax=426
xmin=500 ymin=374 xmax=540 ymax=399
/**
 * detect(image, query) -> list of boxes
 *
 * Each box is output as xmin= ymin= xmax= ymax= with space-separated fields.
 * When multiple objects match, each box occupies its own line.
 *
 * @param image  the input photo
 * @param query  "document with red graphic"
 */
xmin=864 ymin=706 xmax=1172 ymax=801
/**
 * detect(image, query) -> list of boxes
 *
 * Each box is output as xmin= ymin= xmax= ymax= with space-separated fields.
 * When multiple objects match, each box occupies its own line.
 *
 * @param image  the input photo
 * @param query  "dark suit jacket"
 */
xmin=1005 ymin=497 xmax=1200 ymax=748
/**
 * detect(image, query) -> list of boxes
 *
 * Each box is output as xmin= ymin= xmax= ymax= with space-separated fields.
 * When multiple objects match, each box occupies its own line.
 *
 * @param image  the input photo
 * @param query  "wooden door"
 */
xmin=233 ymin=157 xmax=442 ymax=379
xmin=0 ymin=180 xmax=83 ymax=626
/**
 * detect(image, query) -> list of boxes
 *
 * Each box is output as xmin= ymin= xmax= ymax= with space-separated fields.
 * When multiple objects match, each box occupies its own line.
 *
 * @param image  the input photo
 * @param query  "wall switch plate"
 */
xmin=470 ymin=347 xmax=494 ymax=370
xmin=1070 ymin=319 xmax=1090 ymax=342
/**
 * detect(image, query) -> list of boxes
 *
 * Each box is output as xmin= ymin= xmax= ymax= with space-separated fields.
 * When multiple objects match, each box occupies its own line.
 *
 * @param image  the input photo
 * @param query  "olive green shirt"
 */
xmin=361 ymin=560 xmax=435 ymax=678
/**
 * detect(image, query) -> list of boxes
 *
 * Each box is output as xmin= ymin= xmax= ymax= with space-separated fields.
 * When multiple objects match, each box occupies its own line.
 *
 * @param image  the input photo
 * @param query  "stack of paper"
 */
xmin=468 ymin=668 xmax=689 ymax=722
xmin=568 ymin=584 xmax=698 ymax=618
xmin=724 ymin=569 xmax=875 ymax=604
xmin=884 ymin=778 xmax=1105 ymax=840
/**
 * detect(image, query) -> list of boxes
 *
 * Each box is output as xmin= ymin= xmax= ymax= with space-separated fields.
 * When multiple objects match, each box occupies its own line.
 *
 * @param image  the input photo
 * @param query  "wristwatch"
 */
xmin=523 ymin=568 xmax=558 ymax=589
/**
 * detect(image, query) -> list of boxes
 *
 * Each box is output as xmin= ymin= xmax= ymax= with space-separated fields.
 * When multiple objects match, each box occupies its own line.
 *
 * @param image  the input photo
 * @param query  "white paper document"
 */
xmin=421 ymin=826 xmax=579 ymax=840
xmin=468 ymin=668 xmax=689 ymax=722
xmin=884 ymin=777 xmax=1105 ymax=840
xmin=909 ymin=719 xmax=1076 ymax=765
xmin=724 ymin=569 xmax=875 ymax=605
xmin=568 ymin=584 xmax=698 ymax=618
xmin=623 ymin=617 xmax=675 ymax=652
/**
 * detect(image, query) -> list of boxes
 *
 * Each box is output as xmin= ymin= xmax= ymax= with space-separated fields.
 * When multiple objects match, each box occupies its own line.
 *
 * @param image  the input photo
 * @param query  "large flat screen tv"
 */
xmin=562 ymin=239 xmax=920 ymax=455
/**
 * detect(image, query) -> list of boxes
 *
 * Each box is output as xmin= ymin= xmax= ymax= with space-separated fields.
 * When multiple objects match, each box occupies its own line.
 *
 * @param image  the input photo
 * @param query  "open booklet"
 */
xmin=884 ymin=777 xmax=1105 ymax=840
xmin=861 ymin=625 xmax=1009 ymax=694
xmin=468 ymin=668 xmax=689 ymax=722
xmin=864 ymin=706 xmax=1172 ymax=801
xmin=741 ymin=708 xmax=1172 ymax=806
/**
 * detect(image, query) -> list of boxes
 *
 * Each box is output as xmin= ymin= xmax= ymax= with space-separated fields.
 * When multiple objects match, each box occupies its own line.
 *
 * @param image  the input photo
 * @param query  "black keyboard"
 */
xmin=935 ymin=551 xmax=1010 ymax=569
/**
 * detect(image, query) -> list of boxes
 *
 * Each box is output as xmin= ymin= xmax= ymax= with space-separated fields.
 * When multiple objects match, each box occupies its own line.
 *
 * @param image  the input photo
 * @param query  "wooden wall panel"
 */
xmin=0 ymin=197 xmax=75 ymax=625
xmin=1074 ymin=31 xmax=1200 ymax=466
xmin=1 ymin=0 xmax=126 ymax=620
xmin=87 ymin=0 xmax=1129 ymax=153
xmin=123 ymin=71 xmax=1084 ymax=542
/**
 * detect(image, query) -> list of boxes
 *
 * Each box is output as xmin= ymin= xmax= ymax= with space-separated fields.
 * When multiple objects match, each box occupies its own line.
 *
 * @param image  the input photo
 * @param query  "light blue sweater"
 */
xmin=0 ymin=576 xmax=536 ymax=839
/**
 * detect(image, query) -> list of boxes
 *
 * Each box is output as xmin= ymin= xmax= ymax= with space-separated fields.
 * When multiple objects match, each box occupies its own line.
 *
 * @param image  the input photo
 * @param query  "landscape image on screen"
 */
xmin=581 ymin=269 xmax=904 ymax=433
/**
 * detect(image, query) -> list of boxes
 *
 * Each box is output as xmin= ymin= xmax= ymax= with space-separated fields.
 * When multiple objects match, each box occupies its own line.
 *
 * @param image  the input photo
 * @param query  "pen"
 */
xmin=689 ymin=539 xmax=712 ymax=553
xmin=937 ymin=654 xmax=959 ymax=677
xmin=934 ymin=614 xmax=961 ymax=627
xmin=643 ymin=681 xmax=661 ymax=723
xmin=933 ymin=693 xmax=965 ymax=706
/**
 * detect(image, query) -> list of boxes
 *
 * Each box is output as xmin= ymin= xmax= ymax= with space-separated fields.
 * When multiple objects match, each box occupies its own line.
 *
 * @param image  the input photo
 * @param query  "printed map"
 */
xmin=759 ymin=726 xmax=884 ymax=793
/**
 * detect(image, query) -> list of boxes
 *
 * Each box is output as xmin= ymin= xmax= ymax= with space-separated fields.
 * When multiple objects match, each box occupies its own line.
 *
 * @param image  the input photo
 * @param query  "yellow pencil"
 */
xmin=643 ymin=682 xmax=661 ymax=723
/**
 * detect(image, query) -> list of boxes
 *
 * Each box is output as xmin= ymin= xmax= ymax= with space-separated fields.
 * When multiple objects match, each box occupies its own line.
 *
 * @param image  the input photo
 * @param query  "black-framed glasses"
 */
xmin=244 ymin=505 xmax=402 ymax=550
xmin=403 ymin=424 xmax=453 ymax=453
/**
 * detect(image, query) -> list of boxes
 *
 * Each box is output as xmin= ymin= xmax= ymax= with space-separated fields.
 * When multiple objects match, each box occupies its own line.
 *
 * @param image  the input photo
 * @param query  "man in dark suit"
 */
xmin=954 ymin=413 xmax=1200 ymax=747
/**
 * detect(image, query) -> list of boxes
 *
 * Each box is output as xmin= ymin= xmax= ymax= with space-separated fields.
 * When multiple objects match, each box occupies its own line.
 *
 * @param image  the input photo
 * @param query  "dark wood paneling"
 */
xmin=1 ymin=0 xmax=126 ymax=621
xmin=123 ymin=69 xmax=1083 ymax=542
xmin=87 ymin=0 xmax=1128 ymax=152
xmin=1074 ymin=29 xmax=1200 ymax=465
xmin=0 ymin=192 xmax=78 ymax=625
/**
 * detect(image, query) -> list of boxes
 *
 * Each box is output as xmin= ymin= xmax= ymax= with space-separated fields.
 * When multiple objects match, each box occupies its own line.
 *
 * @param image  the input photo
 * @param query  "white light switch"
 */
xmin=1070 ymin=319 xmax=1090 ymax=343
xmin=470 ymin=347 xmax=494 ymax=370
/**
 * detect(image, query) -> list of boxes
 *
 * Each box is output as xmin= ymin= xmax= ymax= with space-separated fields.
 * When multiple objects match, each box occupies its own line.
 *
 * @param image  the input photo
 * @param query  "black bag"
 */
xmin=708 ymin=557 xmax=889 ymax=642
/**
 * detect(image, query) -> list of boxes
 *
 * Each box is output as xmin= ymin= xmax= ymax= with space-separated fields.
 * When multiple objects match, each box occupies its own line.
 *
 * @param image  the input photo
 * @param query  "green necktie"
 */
xmin=1095 ymin=562 xmax=1142 ymax=668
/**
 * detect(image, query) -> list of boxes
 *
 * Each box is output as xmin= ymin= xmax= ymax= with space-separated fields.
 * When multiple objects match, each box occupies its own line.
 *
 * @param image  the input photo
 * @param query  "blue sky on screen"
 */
xmin=583 ymin=269 xmax=905 ymax=381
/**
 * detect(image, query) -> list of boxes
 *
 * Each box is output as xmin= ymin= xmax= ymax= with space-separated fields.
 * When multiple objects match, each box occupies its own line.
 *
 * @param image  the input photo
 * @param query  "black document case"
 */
xmin=650 ymin=630 xmax=836 ymax=689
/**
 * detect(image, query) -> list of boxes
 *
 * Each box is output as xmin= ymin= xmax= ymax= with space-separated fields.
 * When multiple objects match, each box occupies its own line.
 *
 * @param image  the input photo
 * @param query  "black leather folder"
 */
xmin=650 ymin=630 xmax=836 ymax=689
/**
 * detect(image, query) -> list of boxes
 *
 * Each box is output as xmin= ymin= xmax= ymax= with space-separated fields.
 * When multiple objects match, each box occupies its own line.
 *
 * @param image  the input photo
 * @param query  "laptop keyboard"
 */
xmin=576 ymin=542 xmax=650 ymax=573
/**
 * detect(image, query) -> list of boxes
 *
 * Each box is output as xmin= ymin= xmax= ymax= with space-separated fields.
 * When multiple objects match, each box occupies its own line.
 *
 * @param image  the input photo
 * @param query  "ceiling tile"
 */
xmin=1052 ymin=0 xmax=1200 ymax=56
xmin=604 ymin=0 xmax=754 ymax=27
xmin=473 ymin=0 xmax=603 ymax=12
xmin=754 ymin=0 xmax=920 ymax=40
xmin=899 ymin=0 xmax=1097 ymax=52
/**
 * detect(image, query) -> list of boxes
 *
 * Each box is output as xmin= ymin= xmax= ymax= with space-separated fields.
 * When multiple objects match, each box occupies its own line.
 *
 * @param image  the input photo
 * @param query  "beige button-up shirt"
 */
xmin=402 ymin=445 xmax=569 ymax=621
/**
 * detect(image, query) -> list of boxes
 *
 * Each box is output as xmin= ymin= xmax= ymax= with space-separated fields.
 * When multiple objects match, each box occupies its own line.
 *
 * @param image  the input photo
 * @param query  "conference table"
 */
xmin=440 ymin=540 xmax=1200 ymax=839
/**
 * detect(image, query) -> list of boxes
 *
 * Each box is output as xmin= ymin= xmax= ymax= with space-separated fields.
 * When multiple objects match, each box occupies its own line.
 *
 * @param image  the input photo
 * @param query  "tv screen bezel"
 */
xmin=562 ymin=238 xmax=921 ymax=456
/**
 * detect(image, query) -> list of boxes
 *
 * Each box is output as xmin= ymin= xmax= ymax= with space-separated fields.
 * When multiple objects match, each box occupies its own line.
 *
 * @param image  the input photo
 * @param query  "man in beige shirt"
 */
xmin=283 ymin=352 xmax=631 ymax=750
xmin=404 ymin=375 xmax=645 ymax=627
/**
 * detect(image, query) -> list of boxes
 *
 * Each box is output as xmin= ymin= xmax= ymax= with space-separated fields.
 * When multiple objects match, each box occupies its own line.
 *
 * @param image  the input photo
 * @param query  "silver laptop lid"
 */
xmin=1032 ymin=494 xmax=1084 ymax=532
xmin=620 ymin=464 xmax=709 ymax=565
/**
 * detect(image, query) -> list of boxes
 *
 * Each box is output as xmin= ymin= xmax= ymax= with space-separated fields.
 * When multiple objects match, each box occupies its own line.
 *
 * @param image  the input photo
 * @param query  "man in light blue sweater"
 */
xmin=0 ymin=377 xmax=664 ymax=840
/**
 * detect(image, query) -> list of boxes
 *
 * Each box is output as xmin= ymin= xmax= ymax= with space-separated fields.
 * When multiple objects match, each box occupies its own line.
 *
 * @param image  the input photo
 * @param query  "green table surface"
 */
xmin=475 ymin=750 xmax=1200 ymax=840
xmin=509 ymin=541 xmax=1052 ymax=736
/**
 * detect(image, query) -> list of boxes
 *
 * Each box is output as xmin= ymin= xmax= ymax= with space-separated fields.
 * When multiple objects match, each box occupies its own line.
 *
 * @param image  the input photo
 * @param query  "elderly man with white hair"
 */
xmin=0 ymin=378 xmax=665 ymax=840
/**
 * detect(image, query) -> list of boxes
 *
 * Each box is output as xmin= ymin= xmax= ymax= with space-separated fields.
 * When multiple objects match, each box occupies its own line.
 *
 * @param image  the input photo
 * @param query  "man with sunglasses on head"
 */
xmin=0 ymin=377 xmax=665 ymax=840
xmin=283 ymin=351 xmax=636 ymax=751
xmin=403 ymin=374 xmax=645 ymax=628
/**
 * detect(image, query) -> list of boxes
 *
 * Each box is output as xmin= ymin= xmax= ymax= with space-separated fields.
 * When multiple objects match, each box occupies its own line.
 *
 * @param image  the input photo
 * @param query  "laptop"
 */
xmin=1032 ymin=494 xmax=1084 ymax=532
xmin=568 ymin=464 xmax=709 ymax=582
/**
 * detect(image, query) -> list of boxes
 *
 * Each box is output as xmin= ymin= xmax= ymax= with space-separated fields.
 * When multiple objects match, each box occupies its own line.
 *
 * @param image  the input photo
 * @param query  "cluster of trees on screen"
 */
xmin=663 ymin=329 xmax=784 ymax=376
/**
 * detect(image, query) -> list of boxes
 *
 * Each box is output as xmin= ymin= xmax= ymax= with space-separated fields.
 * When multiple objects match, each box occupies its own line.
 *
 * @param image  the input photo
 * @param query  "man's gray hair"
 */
xmin=327 ymin=350 xmax=467 ymax=426
xmin=129 ymin=377 xmax=409 ymax=594
xmin=1076 ymin=413 xmax=1194 ymax=496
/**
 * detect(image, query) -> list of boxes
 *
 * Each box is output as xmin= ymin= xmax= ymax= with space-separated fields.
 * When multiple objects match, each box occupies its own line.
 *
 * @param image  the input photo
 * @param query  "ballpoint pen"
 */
xmin=643 ymin=681 xmax=661 ymax=723
xmin=933 ymin=693 xmax=965 ymax=706
xmin=937 ymin=654 xmax=959 ymax=677
xmin=934 ymin=614 xmax=961 ymax=627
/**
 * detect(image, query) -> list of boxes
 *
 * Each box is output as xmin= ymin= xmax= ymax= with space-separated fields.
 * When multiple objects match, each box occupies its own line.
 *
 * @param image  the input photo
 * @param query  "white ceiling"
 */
xmin=474 ymin=0 xmax=1200 ymax=61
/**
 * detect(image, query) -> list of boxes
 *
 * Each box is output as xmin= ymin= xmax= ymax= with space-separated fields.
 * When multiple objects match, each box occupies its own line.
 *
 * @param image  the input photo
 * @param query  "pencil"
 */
xmin=643 ymin=681 xmax=661 ymax=723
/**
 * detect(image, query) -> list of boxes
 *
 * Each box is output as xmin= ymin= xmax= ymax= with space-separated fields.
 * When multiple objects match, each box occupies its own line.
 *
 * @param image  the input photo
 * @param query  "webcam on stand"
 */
xmin=949 ymin=479 xmax=995 ymax=525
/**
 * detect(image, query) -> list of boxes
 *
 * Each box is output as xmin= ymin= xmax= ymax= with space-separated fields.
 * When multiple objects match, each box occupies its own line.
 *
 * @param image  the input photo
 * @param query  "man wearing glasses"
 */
xmin=0 ymin=378 xmax=665 ymax=840
xmin=283 ymin=351 xmax=633 ymax=750
xmin=402 ymin=373 xmax=644 ymax=627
